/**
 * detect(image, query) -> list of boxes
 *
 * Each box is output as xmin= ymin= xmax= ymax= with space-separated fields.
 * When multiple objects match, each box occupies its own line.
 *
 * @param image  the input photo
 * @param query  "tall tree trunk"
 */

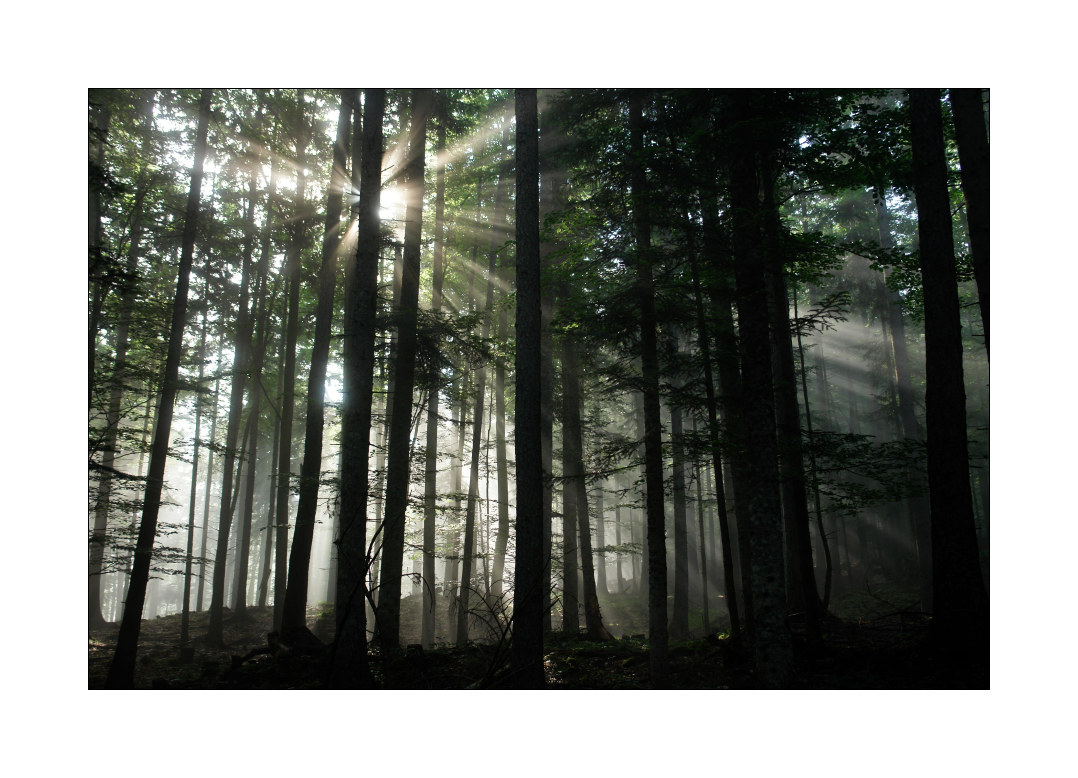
xmin=206 ymin=160 xmax=263 ymax=641
xmin=491 ymin=262 xmax=511 ymax=601
xmin=88 ymin=90 xmax=113 ymax=411
xmin=377 ymin=88 xmax=432 ymax=652
xmin=238 ymin=165 xmax=281 ymax=613
xmin=876 ymin=193 xmax=932 ymax=608
xmin=197 ymin=348 xmax=222 ymax=613
xmin=229 ymin=147 xmax=266 ymax=618
xmin=667 ymin=331 xmax=690 ymax=641
xmin=792 ymin=292 xmax=833 ymax=610
xmin=595 ymin=484 xmax=607 ymax=595
xmin=106 ymin=88 xmax=212 ymax=688
xmin=457 ymin=114 xmax=510 ymax=645
xmin=758 ymin=164 xmax=823 ymax=642
xmin=282 ymin=90 xmax=353 ymax=640
xmin=908 ymin=89 xmax=989 ymax=660
xmin=629 ymin=91 xmax=668 ymax=684
xmin=269 ymin=93 xmax=311 ymax=632
xmin=538 ymin=90 xmax=561 ymax=634
xmin=691 ymin=417 xmax=710 ymax=634
xmin=333 ymin=88 xmax=384 ymax=687
xmin=726 ymin=90 xmax=792 ymax=686
xmin=89 ymin=90 xmax=154 ymax=631
xmin=950 ymin=88 xmax=989 ymax=359
xmin=511 ymin=87 xmax=545 ymax=686
xmin=180 ymin=283 xmax=210 ymax=651
xmin=258 ymin=325 xmax=287 ymax=610
xmin=688 ymin=243 xmax=741 ymax=641
xmin=562 ymin=336 xmax=611 ymax=641
xmin=421 ymin=106 xmax=448 ymax=648
xmin=700 ymin=192 xmax=755 ymax=642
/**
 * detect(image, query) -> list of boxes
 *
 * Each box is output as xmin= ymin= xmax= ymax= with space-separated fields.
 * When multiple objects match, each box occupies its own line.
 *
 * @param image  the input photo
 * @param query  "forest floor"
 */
xmin=88 ymin=588 xmax=988 ymax=689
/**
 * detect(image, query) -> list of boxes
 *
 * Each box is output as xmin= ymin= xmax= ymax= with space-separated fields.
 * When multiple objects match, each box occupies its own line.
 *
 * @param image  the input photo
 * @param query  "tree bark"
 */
xmin=282 ymin=89 xmax=353 ymax=639
xmin=333 ymin=88 xmax=384 ymax=687
xmin=106 ymin=88 xmax=212 ymax=688
xmin=206 ymin=126 xmax=266 ymax=642
xmin=421 ymin=105 xmax=448 ymax=648
xmin=377 ymin=88 xmax=432 ymax=652
xmin=562 ymin=336 xmax=611 ymax=641
xmin=629 ymin=91 xmax=669 ymax=684
xmin=950 ymin=88 xmax=989 ymax=359
xmin=89 ymin=90 xmax=154 ymax=630
xmin=180 ymin=281 xmax=209 ymax=650
xmin=908 ymin=89 xmax=989 ymax=660
xmin=725 ymin=90 xmax=792 ymax=686
xmin=511 ymin=88 xmax=545 ymax=686
xmin=667 ymin=330 xmax=690 ymax=641
xmin=687 ymin=242 xmax=741 ymax=640
xmin=458 ymin=113 xmax=511 ymax=645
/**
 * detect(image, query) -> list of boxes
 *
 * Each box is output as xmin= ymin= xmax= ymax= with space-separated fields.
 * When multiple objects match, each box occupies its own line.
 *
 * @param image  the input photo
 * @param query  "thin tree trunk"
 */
xmin=687 ymin=244 xmax=741 ymax=641
xmin=106 ymin=88 xmax=212 ymax=688
xmin=667 ymin=331 xmax=690 ymax=641
xmin=89 ymin=90 xmax=154 ymax=630
xmin=629 ymin=92 xmax=668 ymax=684
xmin=203 ymin=125 xmax=266 ymax=639
xmin=377 ymin=88 xmax=432 ymax=652
xmin=197 ymin=349 xmax=222 ymax=613
xmin=538 ymin=90 xmax=559 ymax=634
xmin=562 ymin=336 xmax=611 ymax=641
xmin=282 ymin=90 xmax=353 ymax=639
xmin=421 ymin=107 xmax=448 ymax=649
xmin=457 ymin=115 xmax=510 ymax=645
xmin=180 ymin=283 xmax=209 ymax=651
xmin=269 ymin=93 xmax=311 ymax=633
xmin=229 ymin=151 xmax=266 ymax=619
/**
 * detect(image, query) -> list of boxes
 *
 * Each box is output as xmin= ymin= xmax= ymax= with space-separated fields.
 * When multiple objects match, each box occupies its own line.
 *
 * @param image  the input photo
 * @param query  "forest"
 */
xmin=87 ymin=87 xmax=989 ymax=691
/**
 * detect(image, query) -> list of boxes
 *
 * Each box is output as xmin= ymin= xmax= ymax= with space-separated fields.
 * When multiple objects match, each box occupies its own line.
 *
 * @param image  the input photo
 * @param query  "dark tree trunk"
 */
xmin=629 ymin=92 xmax=669 ymax=685
xmin=180 ymin=283 xmax=210 ymax=650
xmin=229 ymin=147 xmax=266 ymax=618
xmin=538 ymin=90 xmax=561 ymax=634
xmin=377 ymin=88 xmax=432 ymax=652
xmin=725 ymin=90 xmax=792 ymax=686
xmin=761 ymin=178 xmax=822 ymax=641
xmin=421 ymin=106 xmax=448 ymax=648
xmin=206 ymin=145 xmax=265 ymax=643
xmin=700 ymin=194 xmax=755 ymax=642
xmin=949 ymin=88 xmax=989 ymax=359
xmin=88 ymin=90 xmax=113 ymax=411
xmin=491 ymin=260 xmax=511 ymax=601
xmin=908 ymin=89 xmax=989 ymax=661
xmin=282 ymin=90 xmax=353 ymax=640
xmin=106 ymin=88 xmax=212 ymax=689
xmin=259 ymin=323 xmax=288 ymax=609
xmin=876 ymin=193 xmax=932 ymax=608
xmin=270 ymin=94 xmax=312 ymax=632
xmin=89 ymin=90 xmax=154 ymax=631
xmin=562 ymin=337 xmax=611 ymax=641
xmin=457 ymin=116 xmax=510 ymax=645
xmin=667 ymin=331 xmax=690 ymax=641
xmin=197 ymin=349 xmax=222 ymax=613
xmin=511 ymin=87 xmax=545 ymax=686
xmin=687 ymin=242 xmax=741 ymax=641
xmin=333 ymin=88 xmax=384 ymax=687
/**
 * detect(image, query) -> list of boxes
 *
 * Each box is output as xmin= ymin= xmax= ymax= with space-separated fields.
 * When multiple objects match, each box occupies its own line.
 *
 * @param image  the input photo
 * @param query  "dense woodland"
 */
xmin=87 ymin=87 xmax=989 ymax=690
